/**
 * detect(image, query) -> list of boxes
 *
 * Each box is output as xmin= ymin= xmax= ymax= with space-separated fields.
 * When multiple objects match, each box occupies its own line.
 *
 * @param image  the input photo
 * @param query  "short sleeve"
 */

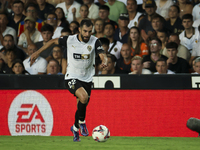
xmin=58 ymin=36 xmax=68 ymax=47
xmin=94 ymin=39 xmax=105 ymax=54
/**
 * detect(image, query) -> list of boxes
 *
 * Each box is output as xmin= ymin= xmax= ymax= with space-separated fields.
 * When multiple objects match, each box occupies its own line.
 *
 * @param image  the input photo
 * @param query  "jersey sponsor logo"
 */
xmin=8 ymin=90 xmax=53 ymax=136
xmin=73 ymin=53 xmax=90 ymax=60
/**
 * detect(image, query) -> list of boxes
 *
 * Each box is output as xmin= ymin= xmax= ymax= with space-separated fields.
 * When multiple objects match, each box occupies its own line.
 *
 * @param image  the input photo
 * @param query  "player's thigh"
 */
xmin=75 ymin=87 xmax=88 ymax=104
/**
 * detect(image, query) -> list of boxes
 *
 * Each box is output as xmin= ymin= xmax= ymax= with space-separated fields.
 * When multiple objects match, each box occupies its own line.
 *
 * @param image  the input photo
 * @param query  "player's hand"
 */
xmin=30 ymin=51 xmax=39 ymax=65
xmin=101 ymin=57 xmax=108 ymax=68
xmin=143 ymin=61 xmax=151 ymax=68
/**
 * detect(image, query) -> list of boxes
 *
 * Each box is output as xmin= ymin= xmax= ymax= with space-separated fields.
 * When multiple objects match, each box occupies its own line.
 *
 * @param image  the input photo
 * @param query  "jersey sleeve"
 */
xmin=58 ymin=36 xmax=69 ymax=48
xmin=94 ymin=39 xmax=105 ymax=54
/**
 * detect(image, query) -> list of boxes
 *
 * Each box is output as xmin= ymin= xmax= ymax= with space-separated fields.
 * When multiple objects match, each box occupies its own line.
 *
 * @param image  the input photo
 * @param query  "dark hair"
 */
xmin=52 ymin=44 xmax=63 ymax=52
xmin=182 ymin=14 xmax=193 ymax=21
xmin=5 ymin=49 xmax=16 ymax=55
xmin=166 ymin=42 xmax=178 ymax=49
xmin=170 ymin=5 xmax=180 ymax=14
xmin=80 ymin=19 xmax=93 ymax=27
xmin=157 ymin=29 xmax=169 ymax=38
xmin=104 ymin=22 xmax=115 ymax=31
xmin=3 ymin=34 xmax=14 ymax=41
xmin=169 ymin=33 xmax=179 ymax=37
xmin=48 ymin=58 xmax=60 ymax=66
xmin=11 ymin=59 xmax=30 ymax=75
xmin=128 ymin=26 xmax=143 ymax=55
xmin=70 ymin=21 xmax=80 ymax=27
xmin=151 ymin=14 xmax=165 ymax=24
xmin=41 ymin=24 xmax=54 ymax=33
xmin=12 ymin=0 xmax=24 ymax=7
xmin=156 ymin=57 xmax=167 ymax=65
xmin=107 ymin=54 xmax=116 ymax=62
xmin=0 ymin=12 xmax=8 ymax=19
xmin=99 ymin=37 xmax=109 ymax=46
xmin=55 ymin=7 xmax=68 ymax=24
xmin=150 ymin=37 xmax=162 ymax=46
xmin=25 ymin=3 xmax=37 ymax=12
xmin=80 ymin=4 xmax=89 ymax=10
xmin=61 ymin=27 xmax=72 ymax=34
xmin=127 ymin=0 xmax=137 ymax=4
xmin=99 ymin=5 xmax=110 ymax=11
xmin=46 ymin=12 xmax=57 ymax=20
xmin=73 ymin=27 xmax=79 ymax=34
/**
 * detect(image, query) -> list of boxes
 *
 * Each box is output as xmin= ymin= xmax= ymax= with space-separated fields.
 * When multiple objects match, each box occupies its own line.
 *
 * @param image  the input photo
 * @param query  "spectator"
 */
xmin=104 ymin=22 xmax=122 ymax=59
xmin=99 ymin=37 xmax=109 ymax=53
xmin=35 ymin=24 xmax=54 ymax=59
xmin=83 ymin=0 xmax=99 ymax=20
xmin=105 ymin=0 xmax=127 ymax=23
xmin=151 ymin=14 xmax=167 ymax=37
xmin=129 ymin=55 xmax=151 ymax=74
xmin=7 ymin=0 xmax=26 ymax=36
xmin=162 ymin=33 xmax=190 ymax=62
xmin=11 ymin=59 xmax=30 ymax=74
xmin=69 ymin=21 xmax=79 ymax=34
xmin=114 ymin=13 xmax=130 ymax=44
xmin=0 ymin=34 xmax=26 ymax=62
xmin=155 ymin=0 xmax=174 ymax=19
xmin=192 ymin=2 xmax=200 ymax=21
xmin=98 ymin=5 xmax=118 ymax=29
xmin=23 ymin=44 xmax=47 ymax=75
xmin=166 ymin=5 xmax=184 ymax=35
xmin=1 ymin=49 xmax=16 ymax=74
xmin=18 ymin=3 xmax=44 ymax=37
xmin=128 ymin=26 xmax=149 ymax=58
xmin=55 ymin=7 xmax=69 ymax=28
xmin=52 ymin=45 xmax=67 ymax=74
xmin=46 ymin=58 xmax=63 ymax=75
xmin=47 ymin=13 xmax=64 ymax=37
xmin=179 ymin=14 xmax=199 ymax=53
xmin=166 ymin=42 xmax=190 ymax=73
xmin=18 ymin=16 xmax=41 ymax=53
xmin=143 ymin=37 xmax=168 ymax=73
xmin=0 ymin=12 xmax=17 ymax=48
xmin=154 ymin=57 xmax=175 ymax=74
xmin=93 ymin=18 xmax=105 ymax=38
xmin=101 ymin=53 xmax=117 ymax=74
xmin=127 ymin=0 xmax=143 ymax=28
xmin=157 ymin=30 xmax=168 ymax=54
xmin=115 ymin=43 xmax=132 ymax=74
xmin=192 ymin=57 xmax=200 ymax=74
xmin=190 ymin=56 xmax=199 ymax=73
xmin=176 ymin=0 xmax=193 ymax=19
xmin=76 ymin=4 xmax=89 ymax=24
xmin=138 ymin=0 xmax=160 ymax=42
xmin=56 ymin=0 xmax=81 ymax=23
xmin=36 ymin=0 xmax=55 ymax=20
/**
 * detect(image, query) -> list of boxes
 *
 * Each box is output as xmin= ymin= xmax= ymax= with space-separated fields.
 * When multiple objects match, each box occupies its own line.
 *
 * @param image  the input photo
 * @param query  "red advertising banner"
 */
xmin=0 ymin=90 xmax=199 ymax=137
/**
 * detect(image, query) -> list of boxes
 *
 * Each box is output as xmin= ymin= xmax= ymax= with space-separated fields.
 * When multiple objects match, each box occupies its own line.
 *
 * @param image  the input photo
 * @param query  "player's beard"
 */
xmin=81 ymin=34 xmax=90 ymax=43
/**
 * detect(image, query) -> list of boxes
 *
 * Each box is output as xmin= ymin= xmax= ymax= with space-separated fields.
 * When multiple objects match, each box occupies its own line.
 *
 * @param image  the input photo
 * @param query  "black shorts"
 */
xmin=65 ymin=79 xmax=92 ymax=97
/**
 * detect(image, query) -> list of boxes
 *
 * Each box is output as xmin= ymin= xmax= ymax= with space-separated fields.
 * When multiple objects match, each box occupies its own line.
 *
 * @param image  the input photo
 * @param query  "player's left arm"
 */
xmin=95 ymin=39 xmax=108 ymax=68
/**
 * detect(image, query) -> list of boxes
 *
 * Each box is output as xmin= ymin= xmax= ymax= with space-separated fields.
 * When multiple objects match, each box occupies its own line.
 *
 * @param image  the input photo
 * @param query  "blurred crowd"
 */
xmin=0 ymin=0 xmax=200 ymax=75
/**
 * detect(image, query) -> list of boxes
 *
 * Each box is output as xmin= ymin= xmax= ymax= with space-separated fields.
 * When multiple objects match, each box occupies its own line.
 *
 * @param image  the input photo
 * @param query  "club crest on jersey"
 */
xmin=87 ymin=45 xmax=92 ymax=51
xmin=114 ymin=48 xmax=118 ymax=52
xmin=134 ymin=21 xmax=137 ymax=26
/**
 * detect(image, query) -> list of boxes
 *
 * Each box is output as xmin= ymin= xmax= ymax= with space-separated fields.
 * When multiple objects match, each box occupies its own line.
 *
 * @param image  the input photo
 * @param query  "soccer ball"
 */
xmin=92 ymin=125 xmax=110 ymax=142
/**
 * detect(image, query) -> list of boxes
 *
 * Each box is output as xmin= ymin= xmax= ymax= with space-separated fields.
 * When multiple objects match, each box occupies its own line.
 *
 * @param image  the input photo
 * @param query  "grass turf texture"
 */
xmin=0 ymin=136 xmax=199 ymax=150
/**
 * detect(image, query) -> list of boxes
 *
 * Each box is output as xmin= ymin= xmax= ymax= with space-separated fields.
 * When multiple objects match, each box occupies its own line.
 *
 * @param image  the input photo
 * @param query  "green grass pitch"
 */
xmin=0 ymin=136 xmax=199 ymax=150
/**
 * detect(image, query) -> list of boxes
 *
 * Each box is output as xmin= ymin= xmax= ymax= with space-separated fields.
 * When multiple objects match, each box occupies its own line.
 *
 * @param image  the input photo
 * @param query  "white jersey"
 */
xmin=59 ymin=34 xmax=104 ymax=82
xmin=128 ymin=12 xmax=143 ymax=28
xmin=108 ymin=41 xmax=123 ymax=59
xmin=179 ymin=28 xmax=200 ymax=52
xmin=192 ymin=3 xmax=200 ymax=21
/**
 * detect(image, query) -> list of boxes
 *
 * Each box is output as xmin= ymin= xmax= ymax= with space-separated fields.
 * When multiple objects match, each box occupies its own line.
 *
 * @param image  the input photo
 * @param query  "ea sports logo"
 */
xmin=8 ymin=90 xmax=53 ymax=136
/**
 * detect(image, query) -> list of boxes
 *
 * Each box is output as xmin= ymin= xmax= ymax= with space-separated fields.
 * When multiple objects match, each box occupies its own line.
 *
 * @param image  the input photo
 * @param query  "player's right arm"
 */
xmin=30 ymin=38 xmax=59 ymax=63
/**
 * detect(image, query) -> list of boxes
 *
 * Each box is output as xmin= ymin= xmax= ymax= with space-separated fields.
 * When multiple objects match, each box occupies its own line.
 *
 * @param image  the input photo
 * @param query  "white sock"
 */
xmin=79 ymin=120 xmax=85 ymax=124
xmin=73 ymin=125 xmax=79 ymax=131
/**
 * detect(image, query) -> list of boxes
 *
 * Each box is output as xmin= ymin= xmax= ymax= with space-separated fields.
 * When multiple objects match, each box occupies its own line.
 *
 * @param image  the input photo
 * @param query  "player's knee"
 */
xmin=79 ymin=93 xmax=88 ymax=104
